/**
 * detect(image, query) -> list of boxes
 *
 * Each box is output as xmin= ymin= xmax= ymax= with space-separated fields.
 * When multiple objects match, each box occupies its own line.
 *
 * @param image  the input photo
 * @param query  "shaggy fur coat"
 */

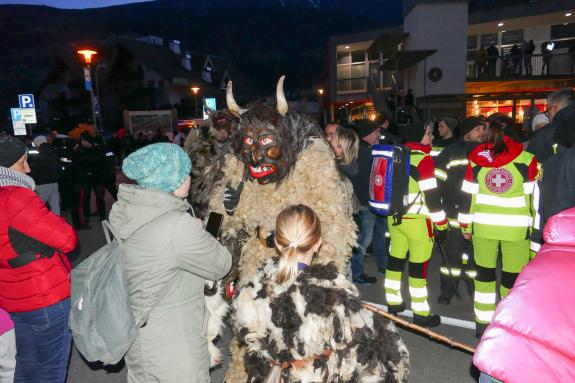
xmin=233 ymin=260 xmax=410 ymax=382
xmin=209 ymin=137 xmax=357 ymax=282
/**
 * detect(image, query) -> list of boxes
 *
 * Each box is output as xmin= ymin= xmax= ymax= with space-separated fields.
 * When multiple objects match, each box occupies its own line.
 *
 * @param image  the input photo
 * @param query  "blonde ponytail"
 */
xmin=277 ymin=246 xmax=299 ymax=285
xmin=275 ymin=205 xmax=322 ymax=285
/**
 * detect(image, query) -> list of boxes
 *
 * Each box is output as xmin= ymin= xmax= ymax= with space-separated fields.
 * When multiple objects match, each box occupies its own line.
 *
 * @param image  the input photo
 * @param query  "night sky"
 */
xmin=0 ymin=0 xmax=153 ymax=8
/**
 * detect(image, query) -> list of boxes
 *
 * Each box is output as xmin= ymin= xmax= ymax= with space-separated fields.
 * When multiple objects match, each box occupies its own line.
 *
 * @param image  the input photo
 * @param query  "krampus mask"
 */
xmin=226 ymin=76 xmax=321 ymax=185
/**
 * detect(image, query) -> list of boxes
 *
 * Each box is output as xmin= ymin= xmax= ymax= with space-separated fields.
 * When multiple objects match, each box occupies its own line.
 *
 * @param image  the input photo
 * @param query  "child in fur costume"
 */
xmin=233 ymin=205 xmax=410 ymax=382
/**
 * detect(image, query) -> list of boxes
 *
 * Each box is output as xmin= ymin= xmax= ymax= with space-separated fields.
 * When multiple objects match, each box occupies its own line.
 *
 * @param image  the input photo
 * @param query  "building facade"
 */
xmin=37 ymin=35 xmax=233 ymax=132
xmin=323 ymin=0 xmax=574 ymax=129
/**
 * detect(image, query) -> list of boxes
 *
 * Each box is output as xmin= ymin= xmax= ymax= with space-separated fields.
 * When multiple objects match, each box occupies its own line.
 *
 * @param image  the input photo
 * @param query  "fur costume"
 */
xmin=204 ymin=281 xmax=230 ymax=367
xmin=208 ymin=77 xmax=357 ymax=382
xmin=182 ymin=109 xmax=236 ymax=365
xmin=212 ymin=138 xmax=356 ymax=280
xmin=185 ymin=110 xmax=236 ymax=218
xmin=233 ymin=260 xmax=410 ymax=382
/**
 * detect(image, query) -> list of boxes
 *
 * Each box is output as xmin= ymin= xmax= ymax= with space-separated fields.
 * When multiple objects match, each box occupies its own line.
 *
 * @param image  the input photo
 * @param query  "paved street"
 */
xmin=65 ymin=200 xmax=480 ymax=383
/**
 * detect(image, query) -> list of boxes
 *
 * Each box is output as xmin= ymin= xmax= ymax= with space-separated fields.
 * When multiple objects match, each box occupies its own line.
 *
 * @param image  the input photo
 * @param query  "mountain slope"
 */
xmin=0 ymin=0 xmax=403 ymax=120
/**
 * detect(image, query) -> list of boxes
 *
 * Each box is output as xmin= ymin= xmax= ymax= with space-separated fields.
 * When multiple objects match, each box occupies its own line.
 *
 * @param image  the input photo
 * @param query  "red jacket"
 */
xmin=0 ymin=186 xmax=77 ymax=312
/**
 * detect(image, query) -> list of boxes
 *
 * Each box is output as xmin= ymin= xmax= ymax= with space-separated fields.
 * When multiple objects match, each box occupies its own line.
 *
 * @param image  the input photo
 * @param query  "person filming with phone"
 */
xmin=109 ymin=143 xmax=232 ymax=383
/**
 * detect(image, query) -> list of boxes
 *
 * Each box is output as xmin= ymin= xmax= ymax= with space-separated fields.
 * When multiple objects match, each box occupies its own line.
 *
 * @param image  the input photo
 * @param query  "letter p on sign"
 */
xmin=18 ymin=94 xmax=35 ymax=109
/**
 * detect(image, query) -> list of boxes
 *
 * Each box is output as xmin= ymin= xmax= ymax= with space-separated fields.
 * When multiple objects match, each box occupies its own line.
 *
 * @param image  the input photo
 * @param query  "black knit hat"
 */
xmin=0 ymin=134 xmax=27 ymax=168
xmin=354 ymin=119 xmax=379 ymax=139
xmin=460 ymin=116 xmax=485 ymax=137
xmin=553 ymin=104 xmax=575 ymax=148
xmin=400 ymin=122 xmax=427 ymax=143
xmin=440 ymin=116 xmax=458 ymax=131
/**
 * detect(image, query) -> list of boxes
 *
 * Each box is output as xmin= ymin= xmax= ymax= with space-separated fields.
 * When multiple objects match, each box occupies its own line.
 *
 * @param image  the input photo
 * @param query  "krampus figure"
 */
xmin=208 ymin=76 xmax=357 ymax=382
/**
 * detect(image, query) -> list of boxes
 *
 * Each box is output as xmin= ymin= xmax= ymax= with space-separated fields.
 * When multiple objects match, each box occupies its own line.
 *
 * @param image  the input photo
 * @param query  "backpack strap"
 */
xmin=102 ymin=220 xmax=123 ymax=245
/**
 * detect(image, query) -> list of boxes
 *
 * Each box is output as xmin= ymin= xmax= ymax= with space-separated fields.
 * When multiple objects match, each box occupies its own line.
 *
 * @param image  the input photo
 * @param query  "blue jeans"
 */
xmin=10 ymin=298 xmax=72 ymax=383
xmin=351 ymin=208 xmax=389 ymax=278
xmin=479 ymin=372 xmax=503 ymax=383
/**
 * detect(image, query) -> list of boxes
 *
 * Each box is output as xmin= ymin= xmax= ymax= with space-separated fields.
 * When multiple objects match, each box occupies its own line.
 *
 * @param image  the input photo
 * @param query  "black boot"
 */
xmin=387 ymin=302 xmax=406 ymax=315
xmin=439 ymin=274 xmax=458 ymax=305
xmin=413 ymin=314 xmax=441 ymax=328
xmin=476 ymin=322 xmax=488 ymax=339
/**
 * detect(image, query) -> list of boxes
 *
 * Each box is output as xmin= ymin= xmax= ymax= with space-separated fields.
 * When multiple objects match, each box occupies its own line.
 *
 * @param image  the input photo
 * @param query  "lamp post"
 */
xmin=77 ymin=49 xmax=99 ymax=132
xmin=191 ymin=86 xmax=200 ymax=118
xmin=317 ymin=88 xmax=326 ymax=125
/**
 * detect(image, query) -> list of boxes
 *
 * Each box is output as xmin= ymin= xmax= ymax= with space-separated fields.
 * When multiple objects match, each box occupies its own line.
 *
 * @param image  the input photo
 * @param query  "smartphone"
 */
xmin=205 ymin=212 xmax=224 ymax=238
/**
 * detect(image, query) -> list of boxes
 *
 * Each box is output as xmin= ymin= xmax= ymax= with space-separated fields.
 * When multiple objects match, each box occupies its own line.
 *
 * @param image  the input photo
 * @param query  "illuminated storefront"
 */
xmin=467 ymin=96 xmax=547 ymax=122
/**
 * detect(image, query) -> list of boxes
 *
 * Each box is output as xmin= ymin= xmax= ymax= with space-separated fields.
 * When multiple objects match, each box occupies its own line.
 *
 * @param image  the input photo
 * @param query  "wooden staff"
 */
xmin=363 ymin=303 xmax=476 ymax=354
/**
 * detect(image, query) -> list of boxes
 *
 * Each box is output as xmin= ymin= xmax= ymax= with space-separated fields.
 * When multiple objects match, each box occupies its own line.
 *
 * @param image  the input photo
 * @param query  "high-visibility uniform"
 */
xmin=434 ymin=141 xmax=479 ymax=299
xmin=431 ymin=136 xmax=456 ymax=158
xmin=385 ymin=142 xmax=448 ymax=316
xmin=459 ymin=136 xmax=538 ymax=325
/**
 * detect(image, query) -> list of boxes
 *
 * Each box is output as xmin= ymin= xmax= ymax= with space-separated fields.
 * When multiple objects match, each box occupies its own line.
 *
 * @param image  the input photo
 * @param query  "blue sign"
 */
xmin=203 ymin=97 xmax=217 ymax=120
xmin=18 ymin=94 xmax=35 ymax=109
xmin=205 ymin=98 xmax=216 ymax=110
xmin=84 ymin=68 xmax=92 ymax=91
xmin=10 ymin=108 xmax=22 ymax=122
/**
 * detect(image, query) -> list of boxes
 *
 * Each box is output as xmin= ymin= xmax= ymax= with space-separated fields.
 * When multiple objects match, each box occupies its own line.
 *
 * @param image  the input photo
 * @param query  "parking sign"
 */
xmin=11 ymin=108 xmax=22 ymax=122
xmin=11 ymin=108 xmax=26 ymax=135
xmin=18 ymin=94 xmax=35 ymax=109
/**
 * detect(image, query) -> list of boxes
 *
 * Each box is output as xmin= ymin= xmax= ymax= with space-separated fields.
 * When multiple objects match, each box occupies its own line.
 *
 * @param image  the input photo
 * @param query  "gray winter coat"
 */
xmin=109 ymin=184 xmax=232 ymax=383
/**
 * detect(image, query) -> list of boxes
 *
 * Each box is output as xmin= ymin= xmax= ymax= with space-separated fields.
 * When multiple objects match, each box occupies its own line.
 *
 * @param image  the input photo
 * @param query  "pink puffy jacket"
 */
xmin=473 ymin=207 xmax=575 ymax=382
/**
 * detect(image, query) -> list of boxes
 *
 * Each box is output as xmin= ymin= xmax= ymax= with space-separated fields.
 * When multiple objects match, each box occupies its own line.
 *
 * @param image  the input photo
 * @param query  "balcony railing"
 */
xmin=337 ymin=77 xmax=368 ymax=94
xmin=467 ymin=52 xmax=574 ymax=81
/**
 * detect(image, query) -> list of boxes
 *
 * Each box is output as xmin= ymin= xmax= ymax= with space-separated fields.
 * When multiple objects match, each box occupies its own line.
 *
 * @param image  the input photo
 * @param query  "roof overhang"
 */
xmin=380 ymin=49 xmax=437 ymax=71
xmin=367 ymin=33 xmax=409 ymax=57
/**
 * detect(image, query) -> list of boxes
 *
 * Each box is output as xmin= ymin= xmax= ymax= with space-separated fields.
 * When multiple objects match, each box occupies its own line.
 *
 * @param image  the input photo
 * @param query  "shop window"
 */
xmin=467 ymin=35 xmax=478 ymax=50
xmin=337 ymin=51 xmax=351 ymax=65
xmin=351 ymin=50 xmax=365 ymax=63
xmin=502 ymin=30 xmax=524 ymax=46
xmin=350 ymin=63 xmax=366 ymax=78
xmin=551 ymin=23 xmax=575 ymax=40
xmin=481 ymin=33 xmax=498 ymax=48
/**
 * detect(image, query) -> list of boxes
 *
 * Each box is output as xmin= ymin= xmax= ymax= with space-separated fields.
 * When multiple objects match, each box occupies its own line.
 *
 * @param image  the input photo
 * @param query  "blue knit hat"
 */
xmin=122 ymin=143 xmax=192 ymax=192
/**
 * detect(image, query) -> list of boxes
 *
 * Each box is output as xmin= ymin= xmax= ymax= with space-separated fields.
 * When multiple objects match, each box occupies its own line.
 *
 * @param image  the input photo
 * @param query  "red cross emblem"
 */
xmin=485 ymin=168 xmax=513 ymax=193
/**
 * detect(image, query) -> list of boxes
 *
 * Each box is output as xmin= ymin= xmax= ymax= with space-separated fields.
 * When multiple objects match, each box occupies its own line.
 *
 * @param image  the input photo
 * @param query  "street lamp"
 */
xmin=191 ymin=86 xmax=200 ymax=118
xmin=317 ymin=88 xmax=326 ymax=124
xmin=77 ymin=49 xmax=99 ymax=131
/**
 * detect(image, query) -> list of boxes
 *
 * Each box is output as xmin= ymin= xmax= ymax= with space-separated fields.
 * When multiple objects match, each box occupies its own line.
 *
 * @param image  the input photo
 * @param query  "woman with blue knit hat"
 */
xmin=109 ymin=143 xmax=232 ymax=383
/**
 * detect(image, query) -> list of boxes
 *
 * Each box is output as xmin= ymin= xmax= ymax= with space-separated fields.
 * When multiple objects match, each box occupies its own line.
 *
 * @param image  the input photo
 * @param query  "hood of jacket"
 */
xmin=469 ymin=136 xmax=523 ymax=167
xmin=109 ymin=184 xmax=190 ymax=240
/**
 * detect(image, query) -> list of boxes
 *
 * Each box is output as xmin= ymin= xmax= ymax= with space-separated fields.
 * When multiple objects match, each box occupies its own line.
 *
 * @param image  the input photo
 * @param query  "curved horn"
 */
xmin=276 ymin=75 xmax=288 ymax=116
xmin=226 ymin=81 xmax=244 ymax=117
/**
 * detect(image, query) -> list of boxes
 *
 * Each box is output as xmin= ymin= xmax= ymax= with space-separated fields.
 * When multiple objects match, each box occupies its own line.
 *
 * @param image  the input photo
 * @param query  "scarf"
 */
xmin=0 ymin=166 xmax=36 ymax=190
